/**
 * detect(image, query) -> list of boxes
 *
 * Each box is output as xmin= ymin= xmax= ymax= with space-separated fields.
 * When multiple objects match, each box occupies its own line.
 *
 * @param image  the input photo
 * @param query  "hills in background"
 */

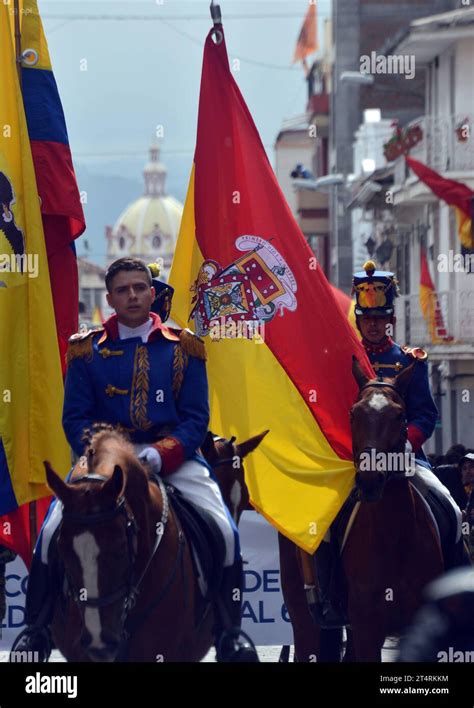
xmin=74 ymin=153 xmax=191 ymax=265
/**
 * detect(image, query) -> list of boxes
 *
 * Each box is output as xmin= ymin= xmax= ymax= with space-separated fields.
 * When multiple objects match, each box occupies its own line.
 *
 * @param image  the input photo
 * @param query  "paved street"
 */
xmin=0 ymin=637 xmax=399 ymax=663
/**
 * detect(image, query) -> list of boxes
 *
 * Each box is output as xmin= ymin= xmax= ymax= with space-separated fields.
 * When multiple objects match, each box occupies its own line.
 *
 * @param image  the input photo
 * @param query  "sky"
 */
xmin=38 ymin=0 xmax=331 ymax=262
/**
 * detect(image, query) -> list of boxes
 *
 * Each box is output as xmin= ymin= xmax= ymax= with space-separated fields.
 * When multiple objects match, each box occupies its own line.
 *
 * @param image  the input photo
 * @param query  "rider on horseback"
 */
xmin=11 ymin=257 xmax=258 ymax=662
xmin=315 ymin=260 xmax=464 ymax=628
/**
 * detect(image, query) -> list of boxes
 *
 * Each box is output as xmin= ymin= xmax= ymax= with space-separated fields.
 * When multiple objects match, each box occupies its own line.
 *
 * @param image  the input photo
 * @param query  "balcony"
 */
xmin=396 ymin=290 xmax=474 ymax=348
xmin=393 ymin=113 xmax=474 ymax=185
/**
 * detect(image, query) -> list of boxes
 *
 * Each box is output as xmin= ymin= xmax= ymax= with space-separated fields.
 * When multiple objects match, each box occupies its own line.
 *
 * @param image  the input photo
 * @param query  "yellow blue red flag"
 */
xmin=0 ymin=2 xmax=71 ymax=524
xmin=169 ymin=23 xmax=373 ymax=553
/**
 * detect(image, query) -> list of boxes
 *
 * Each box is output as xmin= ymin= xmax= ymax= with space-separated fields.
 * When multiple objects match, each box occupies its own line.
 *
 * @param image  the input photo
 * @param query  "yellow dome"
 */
xmin=106 ymin=142 xmax=183 ymax=278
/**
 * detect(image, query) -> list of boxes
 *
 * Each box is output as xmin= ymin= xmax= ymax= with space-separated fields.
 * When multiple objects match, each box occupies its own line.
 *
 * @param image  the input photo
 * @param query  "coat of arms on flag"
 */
xmin=189 ymin=235 xmax=297 ymax=336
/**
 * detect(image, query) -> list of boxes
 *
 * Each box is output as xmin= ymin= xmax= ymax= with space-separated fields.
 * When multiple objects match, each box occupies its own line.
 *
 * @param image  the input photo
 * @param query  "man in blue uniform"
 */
xmin=315 ymin=261 xmax=463 ymax=628
xmin=11 ymin=257 xmax=258 ymax=662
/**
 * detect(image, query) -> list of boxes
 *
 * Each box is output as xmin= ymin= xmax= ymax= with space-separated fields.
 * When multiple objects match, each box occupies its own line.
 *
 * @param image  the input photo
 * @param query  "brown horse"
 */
xmin=45 ymin=428 xmax=215 ymax=662
xmin=201 ymin=430 xmax=269 ymax=524
xmin=344 ymin=357 xmax=444 ymax=661
xmin=228 ymin=362 xmax=444 ymax=663
xmin=204 ymin=430 xmax=340 ymax=662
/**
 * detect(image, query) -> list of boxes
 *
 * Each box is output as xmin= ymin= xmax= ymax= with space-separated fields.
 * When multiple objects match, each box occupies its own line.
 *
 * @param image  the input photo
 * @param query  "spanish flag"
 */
xmin=0 ymin=1 xmax=72 ymax=560
xmin=293 ymin=2 xmax=318 ymax=66
xmin=420 ymin=247 xmax=452 ymax=344
xmin=169 ymin=24 xmax=372 ymax=553
xmin=407 ymin=156 xmax=474 ymax=250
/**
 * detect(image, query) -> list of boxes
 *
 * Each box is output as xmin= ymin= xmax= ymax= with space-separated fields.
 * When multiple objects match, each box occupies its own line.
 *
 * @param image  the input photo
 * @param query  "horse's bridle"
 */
xmin=61 ymin=471 xmax=170 ymax=626
xmin=353 ymin=380 xmax=409 ymax=478
xmin=210 ymin=435 xmax=239 ymax=468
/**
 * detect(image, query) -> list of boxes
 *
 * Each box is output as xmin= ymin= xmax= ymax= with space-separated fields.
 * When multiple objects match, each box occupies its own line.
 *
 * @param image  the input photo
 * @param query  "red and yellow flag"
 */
xmin=293 ymin=2 xmax=318 ymax=65
xmin=407 ymin=156 xmax=474 ymax=250
xmin=169 ymin=24 xmax=372 ymax=553
xmin=420 ymin=247 xmax=452 ymax=344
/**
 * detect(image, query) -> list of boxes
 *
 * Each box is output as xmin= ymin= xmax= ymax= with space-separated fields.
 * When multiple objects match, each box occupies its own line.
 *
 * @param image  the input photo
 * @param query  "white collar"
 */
xmin=117 ymin=317 xmax=153 ymax=343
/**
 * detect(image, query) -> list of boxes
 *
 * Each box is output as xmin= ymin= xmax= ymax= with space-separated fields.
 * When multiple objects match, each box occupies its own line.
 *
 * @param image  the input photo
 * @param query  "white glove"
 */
xmin=138 ymin=446 xmax=162 ymax=474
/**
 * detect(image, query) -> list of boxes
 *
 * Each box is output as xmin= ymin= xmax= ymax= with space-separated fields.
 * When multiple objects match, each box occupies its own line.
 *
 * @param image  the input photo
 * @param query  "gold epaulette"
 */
xmin=66 ymin=328 xmax=103 ymax=365
xmin=401 ymin=345 xmax=428 ymax=361
xmin=178 ymin=328 xmax=207 ymax=361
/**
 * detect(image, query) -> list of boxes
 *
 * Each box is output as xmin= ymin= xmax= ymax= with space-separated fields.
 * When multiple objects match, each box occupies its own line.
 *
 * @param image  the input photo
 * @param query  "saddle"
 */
xmin=332 ymin=477 xmax=461 ymax=568
xmin=164 ymin=484 xmax=226 ymax=623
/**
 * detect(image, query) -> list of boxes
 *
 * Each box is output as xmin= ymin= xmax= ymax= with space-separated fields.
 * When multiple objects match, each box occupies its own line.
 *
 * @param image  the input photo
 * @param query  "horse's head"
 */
xmin=44 ymin=429 xmax=141 ymax=662
xmin=351 ymin=356 xmax=415 ymax=502
xmin=202 ymin=430 xmax=269 ymax=524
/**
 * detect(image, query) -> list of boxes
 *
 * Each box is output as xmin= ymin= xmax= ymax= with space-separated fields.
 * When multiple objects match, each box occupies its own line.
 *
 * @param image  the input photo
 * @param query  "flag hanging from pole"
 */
xmin=420 ymin=246 xmax=453 ymax=344
xmin=19 ymin=0 xmax=85 ymax=370
xmin=292 ymin=2 xmax=318 ymax=68
xmin=406 ymin=156 xmax=474 ymax=250
xmin=0 ymin=1 xmax=72 ymax=564
xmin=169 ymin=23 xmax=373 ymax=553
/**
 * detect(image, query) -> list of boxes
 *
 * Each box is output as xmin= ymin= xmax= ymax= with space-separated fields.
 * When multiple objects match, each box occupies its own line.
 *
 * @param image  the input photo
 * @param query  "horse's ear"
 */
xmin=236 ymin=430 xmax=269 ymax=459
xmin=352 ymin=355 xmax=369 ymax=390
xmin=201 ymin=431 xmax=217 ymax=463
xmin=44 ymin=461 xmax=73 ymax=505
xmin=101 ymin=464 xmax=124 ymax=501
xmin=395 ymin=361 xmax=416 ymax=397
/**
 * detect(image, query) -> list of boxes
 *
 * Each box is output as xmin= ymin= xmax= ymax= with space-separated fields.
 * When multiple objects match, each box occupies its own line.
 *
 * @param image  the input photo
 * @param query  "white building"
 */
xmin=351 ymin=110 xmax=396 ymax=270
xmin=389 ymin=7 xmax=474 ymax=454
xmin=105 ymin=143 xmax=183 ymax=281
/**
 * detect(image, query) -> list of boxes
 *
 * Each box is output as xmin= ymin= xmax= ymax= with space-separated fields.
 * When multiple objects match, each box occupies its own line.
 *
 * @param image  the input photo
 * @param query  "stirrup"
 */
xmin=9 ymin=626 xmax=52 ymax=663
xmin=215 ymin=627 xmax=260 ymax=663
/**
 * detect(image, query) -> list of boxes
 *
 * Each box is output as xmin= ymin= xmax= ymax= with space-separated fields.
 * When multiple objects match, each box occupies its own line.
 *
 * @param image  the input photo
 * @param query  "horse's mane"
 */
xmin=82 ymin=424 xmax=153 ymax=491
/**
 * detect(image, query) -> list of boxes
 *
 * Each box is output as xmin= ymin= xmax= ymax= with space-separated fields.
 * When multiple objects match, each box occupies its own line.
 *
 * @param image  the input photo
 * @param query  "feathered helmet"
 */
xmin=148 ymin=262 xmax=174 ymax=322
xmin=352 ymin=260 xmax=399 ymax=317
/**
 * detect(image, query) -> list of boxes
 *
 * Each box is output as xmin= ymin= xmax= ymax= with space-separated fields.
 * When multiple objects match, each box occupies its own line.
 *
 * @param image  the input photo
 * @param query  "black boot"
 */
xmin=313 ymin=540 xmax=348 ymax=629
xmin=9 ymin=551 xmax=55 ymax=663
xmin=214 ymin=558 xmax=259 ymax=662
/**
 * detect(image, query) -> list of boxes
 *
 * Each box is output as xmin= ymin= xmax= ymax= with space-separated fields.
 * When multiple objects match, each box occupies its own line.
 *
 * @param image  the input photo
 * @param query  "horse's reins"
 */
xmin=210 ymin=435 xmax=238 ymax=468
xmin=62 ymin=471 xmax=172 ymax=628
xmin=354 ymin=380 xmax=409 ymax=472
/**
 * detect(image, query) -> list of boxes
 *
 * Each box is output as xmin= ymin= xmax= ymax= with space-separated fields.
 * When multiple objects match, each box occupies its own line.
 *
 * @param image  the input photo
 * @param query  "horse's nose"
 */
xmin=86 ymin=644 xmax=118 ymax=662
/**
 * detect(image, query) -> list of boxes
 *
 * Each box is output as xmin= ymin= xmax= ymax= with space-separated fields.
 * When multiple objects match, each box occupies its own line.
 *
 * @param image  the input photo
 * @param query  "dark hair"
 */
xmin=105 ymin=257 xmax=152 ymax=292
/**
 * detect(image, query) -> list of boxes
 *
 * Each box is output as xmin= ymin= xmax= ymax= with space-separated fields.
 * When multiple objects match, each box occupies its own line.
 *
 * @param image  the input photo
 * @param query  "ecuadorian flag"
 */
xmin=0 ymin=3 xmax=71 ymax=526
xmin=170 ymin=24 xmax=373 ymax=553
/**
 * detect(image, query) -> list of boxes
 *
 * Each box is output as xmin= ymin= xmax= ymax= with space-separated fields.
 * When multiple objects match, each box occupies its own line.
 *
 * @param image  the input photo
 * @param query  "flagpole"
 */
xmin=210 ymin=0 xmax=223 ymax=43
xmin=13 ymin=0 xmax=22 ymax=88
xmin=13 ymin=0 xmax=39 ymax=552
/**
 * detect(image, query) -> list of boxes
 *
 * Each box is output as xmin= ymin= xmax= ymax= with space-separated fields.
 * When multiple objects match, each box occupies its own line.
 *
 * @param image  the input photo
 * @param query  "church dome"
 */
xmin=106 ymin=143 xmax=183 ymax=280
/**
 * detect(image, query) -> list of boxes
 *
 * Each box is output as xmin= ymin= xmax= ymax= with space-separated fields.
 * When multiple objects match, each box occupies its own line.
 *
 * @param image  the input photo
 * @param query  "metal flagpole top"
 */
xmin=210 ymin=1 xmax=223 ymax=44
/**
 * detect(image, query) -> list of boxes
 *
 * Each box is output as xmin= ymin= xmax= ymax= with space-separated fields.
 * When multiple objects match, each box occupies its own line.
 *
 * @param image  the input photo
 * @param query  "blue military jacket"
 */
xmin=363 ymin=337 xmax=438 ymax=460
xmin=62 ymin=312 xmax=209 ymax=474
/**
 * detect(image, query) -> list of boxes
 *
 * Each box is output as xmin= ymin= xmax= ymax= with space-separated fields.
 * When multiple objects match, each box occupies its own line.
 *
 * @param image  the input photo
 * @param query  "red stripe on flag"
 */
xmin=0 ymin=498 xmax=52 ymax=568
xmin=406 ymin=156 xmax=473 ymax=218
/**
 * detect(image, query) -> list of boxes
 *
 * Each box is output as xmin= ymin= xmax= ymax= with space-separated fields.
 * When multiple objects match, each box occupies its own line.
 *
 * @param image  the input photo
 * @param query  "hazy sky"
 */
xmin=42 ymin=0 xmax=329 ymax=168
xmin=39 ymin=0 xmax=331 ymax=259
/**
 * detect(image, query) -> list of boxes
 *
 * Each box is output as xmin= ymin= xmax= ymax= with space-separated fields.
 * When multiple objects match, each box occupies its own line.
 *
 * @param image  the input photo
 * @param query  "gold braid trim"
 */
xmin=66 ymin=331 xmax=100 ymax=365
xmin=179 ymin=329 xmax=207 ymax=360
xmin=172 ymin=344 xmax=188 ymax=400
xmin=401 ymin=345 xmax=428 ymax=361
xmin=130 ymin=345 xmax=153 ymax=431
